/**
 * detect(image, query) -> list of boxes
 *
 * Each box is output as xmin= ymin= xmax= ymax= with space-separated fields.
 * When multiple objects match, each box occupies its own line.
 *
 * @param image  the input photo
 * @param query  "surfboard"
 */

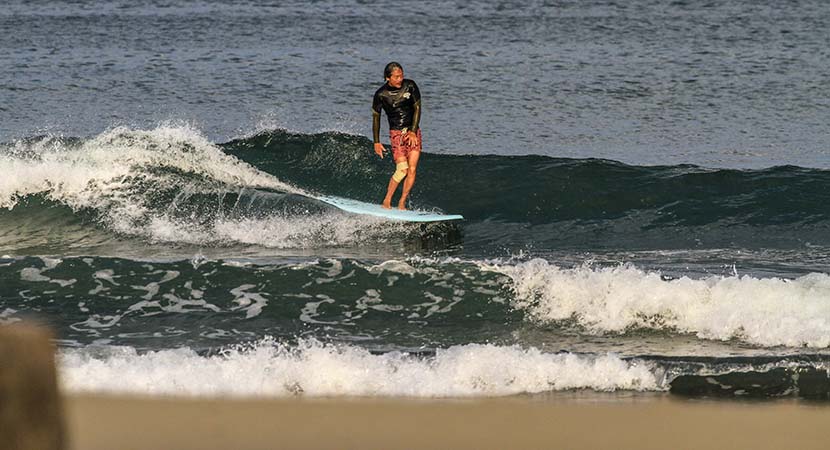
xmin=316 ymin=196 xmax=463 ymax=223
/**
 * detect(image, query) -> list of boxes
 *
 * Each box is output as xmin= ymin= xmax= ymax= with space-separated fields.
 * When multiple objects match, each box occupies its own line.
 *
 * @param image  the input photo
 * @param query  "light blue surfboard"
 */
xmin=317 ymin=196 xmax=463 ymax=223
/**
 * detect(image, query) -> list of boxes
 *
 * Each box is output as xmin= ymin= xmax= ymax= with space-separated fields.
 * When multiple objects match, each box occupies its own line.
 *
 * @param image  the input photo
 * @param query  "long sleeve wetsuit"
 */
xmin=372 ymin=79 xmax=421 ymax=143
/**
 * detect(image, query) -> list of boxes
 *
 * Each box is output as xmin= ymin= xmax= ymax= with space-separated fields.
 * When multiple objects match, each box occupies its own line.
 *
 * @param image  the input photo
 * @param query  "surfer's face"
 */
xmin=386 ymin=68 xmax=403 ymax=88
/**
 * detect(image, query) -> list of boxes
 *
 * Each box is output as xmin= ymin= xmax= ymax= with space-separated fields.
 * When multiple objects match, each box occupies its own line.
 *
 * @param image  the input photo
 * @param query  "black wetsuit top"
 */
xmin=372 ymin=79 xmax=421 ymax=143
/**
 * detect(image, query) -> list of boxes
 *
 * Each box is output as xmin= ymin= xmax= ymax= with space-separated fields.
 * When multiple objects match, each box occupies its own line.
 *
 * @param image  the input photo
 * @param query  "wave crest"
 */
xmin=0 ymin=125 xmax=300 ymax=211
xmin=59 ymin=339 xmax=660 ymax=397
xmin=497 ymin=258 xmax=830 ymax=348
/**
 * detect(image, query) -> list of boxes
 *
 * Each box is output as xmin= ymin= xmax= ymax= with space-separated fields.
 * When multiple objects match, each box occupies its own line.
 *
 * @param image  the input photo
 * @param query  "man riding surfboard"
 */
xmin=372 ymin=62 xmax=422 ymax=210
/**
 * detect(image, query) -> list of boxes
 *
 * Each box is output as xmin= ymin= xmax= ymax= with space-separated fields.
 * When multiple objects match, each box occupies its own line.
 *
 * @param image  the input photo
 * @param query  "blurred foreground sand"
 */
xmin=3 ymin=323 xmax=829 ymax=450
xmin=65 ymin=393 xmax=830 ymax=450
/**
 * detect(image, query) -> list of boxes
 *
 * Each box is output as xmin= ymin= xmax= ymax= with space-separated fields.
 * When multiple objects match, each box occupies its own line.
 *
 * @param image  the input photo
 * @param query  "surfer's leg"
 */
xmin=381 ymin=178 xmax=399 ymax=209
xmin=398 ymin=150 xmax=421 ymax=210
xmin=383 ymin=157 xmax=408 ymax=209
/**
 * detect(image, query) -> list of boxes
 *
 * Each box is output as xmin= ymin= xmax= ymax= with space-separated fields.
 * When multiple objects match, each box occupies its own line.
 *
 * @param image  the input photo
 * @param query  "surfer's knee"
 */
xmin=392 ymin=161 xmax=409 ymax=182
xmin=406 ymin=166 xmax=417 ymax=178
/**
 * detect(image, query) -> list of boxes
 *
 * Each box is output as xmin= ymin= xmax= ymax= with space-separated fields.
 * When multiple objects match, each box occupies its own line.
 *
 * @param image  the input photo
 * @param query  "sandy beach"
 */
xmin=64 ymin=393 xmax=830 ymax=450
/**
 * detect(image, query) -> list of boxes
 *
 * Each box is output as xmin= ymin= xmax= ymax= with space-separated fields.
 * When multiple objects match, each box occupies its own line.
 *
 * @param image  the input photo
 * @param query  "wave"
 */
xmin=3 ymin=126 xmax=830 ymax=253
xmin=497 ymin=258 xmax=830 ymax=348
xmin=59 ymin=339 xmax=660 ymax=397
xmin=0 ymin=126 xmax=299 ymax=210
xmin=224 ymin=129 xmax=830 ymax=249
xmin=6 ymin=255 xmax=830 ymax=350
xmin=0 ymin=126 xmax=424 ymax=252
xmin=58 ymin=339 xmax=830 ymax=399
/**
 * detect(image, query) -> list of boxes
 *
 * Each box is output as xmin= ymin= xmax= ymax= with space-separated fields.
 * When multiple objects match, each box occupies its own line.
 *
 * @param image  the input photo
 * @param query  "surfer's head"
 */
xmin=384 ymin=62 xmax=404 ymax=89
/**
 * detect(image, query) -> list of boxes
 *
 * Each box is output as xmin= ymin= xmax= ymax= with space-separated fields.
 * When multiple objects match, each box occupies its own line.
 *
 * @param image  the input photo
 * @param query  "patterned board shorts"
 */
xmin=389 ymin=129 xmax=422 ymax=161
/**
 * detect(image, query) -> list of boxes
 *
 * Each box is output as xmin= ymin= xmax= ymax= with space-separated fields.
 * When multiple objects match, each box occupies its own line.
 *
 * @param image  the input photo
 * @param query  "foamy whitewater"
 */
xmin=500 ymin=259 xmax=830 ymax=348
xmin=4 ymin=0 xmax=830 ymax=400
xmin=59 ymin=340 xmax=659 ymax=397
xmin=0 ymin=126 xmax=301 ymax=210
xmin=0 ymin=126 xmax=415 ymax=250
xmin=7 ymin=251 xmax=830 ymax=398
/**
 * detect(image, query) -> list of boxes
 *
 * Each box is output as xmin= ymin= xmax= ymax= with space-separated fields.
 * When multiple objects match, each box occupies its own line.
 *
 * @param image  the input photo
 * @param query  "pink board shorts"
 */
xmin=389 ymin=129 xmax=422 ymax=161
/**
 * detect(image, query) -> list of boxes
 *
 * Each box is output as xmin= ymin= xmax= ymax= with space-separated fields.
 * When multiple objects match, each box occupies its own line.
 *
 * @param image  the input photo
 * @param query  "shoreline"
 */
xmin=64 ymin=392 xmax=830 ymax=450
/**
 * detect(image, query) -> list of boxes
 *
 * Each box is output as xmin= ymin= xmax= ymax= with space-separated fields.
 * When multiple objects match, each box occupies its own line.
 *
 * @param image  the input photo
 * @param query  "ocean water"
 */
xmin=3 ymin=0 xmax=830 ymax=399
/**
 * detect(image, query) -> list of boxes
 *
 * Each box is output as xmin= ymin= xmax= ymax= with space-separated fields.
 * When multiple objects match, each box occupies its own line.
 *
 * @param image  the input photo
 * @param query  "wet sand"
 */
xmin=64 ymin=393 xmax=830 ymax=450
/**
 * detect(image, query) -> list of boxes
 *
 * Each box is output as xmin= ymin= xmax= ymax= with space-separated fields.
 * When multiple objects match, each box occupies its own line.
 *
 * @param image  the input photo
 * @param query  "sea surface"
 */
xmin=2 ymin=0 xmax=830 ymax=399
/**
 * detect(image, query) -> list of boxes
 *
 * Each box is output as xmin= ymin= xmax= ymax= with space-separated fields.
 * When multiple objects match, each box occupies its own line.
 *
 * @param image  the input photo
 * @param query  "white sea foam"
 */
xmin=0 ymin=125 xmax=300 ymax=210
xmin=212 ymin=214 xmax=407 ymax=248
xmin=494 ymin=258 xmax=830 ymax=348
xmin=0 ymin=125 xmax=406 ymax=248
xmin=59 ymin=340 xmax=663 ymax=397
xmin=19 ymin=257 xmax=76 ymax=287
xmin=1 ymin=126 xmax=302 ymax=242
xmin=58 ymin=340 xmax=660 ymax=397
xmin=0 ymin=308 xmax=21 ymax=325
xmin=140 ymin=212 xmax=409 ymax=248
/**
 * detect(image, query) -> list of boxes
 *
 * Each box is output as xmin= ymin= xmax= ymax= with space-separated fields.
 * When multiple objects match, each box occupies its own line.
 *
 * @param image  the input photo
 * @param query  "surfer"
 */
xmin=372 ymin=62 xmax=422 ymax=210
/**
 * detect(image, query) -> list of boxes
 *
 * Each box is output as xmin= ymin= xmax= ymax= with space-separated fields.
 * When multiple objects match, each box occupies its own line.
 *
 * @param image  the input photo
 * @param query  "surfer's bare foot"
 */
xmin=382 ymin=199 xmax=392 ymax=209
xmin=398 ymin=202 xmax=407 ymax=210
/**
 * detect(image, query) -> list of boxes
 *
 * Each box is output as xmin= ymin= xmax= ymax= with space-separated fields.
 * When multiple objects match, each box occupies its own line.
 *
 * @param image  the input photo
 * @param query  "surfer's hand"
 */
xmin=404 ymin=131 xmax=419 ymax=147
xmin=374 ymin=142 xmax=385 ymax=158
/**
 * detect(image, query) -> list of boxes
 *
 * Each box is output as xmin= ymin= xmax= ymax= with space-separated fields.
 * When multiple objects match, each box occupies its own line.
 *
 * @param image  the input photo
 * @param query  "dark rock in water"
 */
xmin=670 ymin=367 xmax=830 ymax=399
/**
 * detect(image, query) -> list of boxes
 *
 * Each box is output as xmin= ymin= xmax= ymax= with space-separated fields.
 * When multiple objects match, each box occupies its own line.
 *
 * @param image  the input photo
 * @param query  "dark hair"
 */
xmin=384 ymin=62 xmax=403 ymax=79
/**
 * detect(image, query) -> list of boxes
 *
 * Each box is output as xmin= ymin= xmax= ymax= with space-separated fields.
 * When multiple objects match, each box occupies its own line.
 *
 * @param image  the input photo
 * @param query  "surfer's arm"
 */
xmin=372 ymin=109 xmax=381 ymax=144
xmin=406 ymin=80 xmax=421 ymax=144
xmin=405 ymin=100 xmax=421 ymax=146
xmin=372 ymin=110 xmax=384 ymax=158
xmin=410 ymin=100 xmax=421 ymax=133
